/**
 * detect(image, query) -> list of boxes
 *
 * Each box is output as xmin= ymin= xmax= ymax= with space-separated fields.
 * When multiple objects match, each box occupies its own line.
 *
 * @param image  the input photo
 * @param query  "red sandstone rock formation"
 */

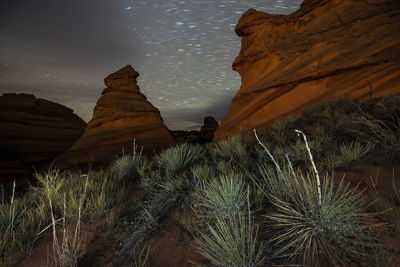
xmin=198 ymin=116 xmax=219 ymax=143
xmin=214 ymin=0 xmax=400 ymax=140
xmin=0 ymin=93 xmax=86 ymax=183
xmin=56 ymin=65 xmax=175 ymax=168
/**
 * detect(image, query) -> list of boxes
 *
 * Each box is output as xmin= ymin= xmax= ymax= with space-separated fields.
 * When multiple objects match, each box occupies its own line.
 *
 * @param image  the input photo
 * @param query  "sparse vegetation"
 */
xmin=1 ymin=96 xmax=400 ymax=266
xmin=196 ymin=214 xmax=264 ymax=267
xmin=154 ymin=143 xmax=204 ymax=176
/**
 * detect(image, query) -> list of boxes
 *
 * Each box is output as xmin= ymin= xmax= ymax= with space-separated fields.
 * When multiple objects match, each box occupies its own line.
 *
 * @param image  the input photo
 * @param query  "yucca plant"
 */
xmin=254 ymin=129 xmax=378 ymax=266
xmin=111 ymin=153 xmax=144 ymax=182
xmin=257 ymin=163 xmax=296 ymax=203
xmin=194 ymin=174 xmax=248 ymax=219
xmin=323 ymin=140 xmax=371 ymax=171
xmin=265 ymin=173 xmax=377 ymax=265
xmin=196 ymin=214 xmax=264 ymax=267
xmin=155 ymin=143 xmax=204 ymax=176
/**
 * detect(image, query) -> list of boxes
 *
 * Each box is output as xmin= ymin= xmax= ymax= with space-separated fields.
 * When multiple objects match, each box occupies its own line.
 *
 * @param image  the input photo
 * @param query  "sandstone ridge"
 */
xmin=214 ymin=0 xmax=400 ymax=140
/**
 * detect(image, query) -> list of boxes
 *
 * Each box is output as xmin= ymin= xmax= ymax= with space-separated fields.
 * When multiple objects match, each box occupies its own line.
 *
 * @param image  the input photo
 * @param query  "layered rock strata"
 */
xmin=0 ymin=93 xmax=86 ymax=183
xmin=56 ymin=65 xmax=175 ymax=168
xmin=214 ymin=0 xmax=400 ymax=140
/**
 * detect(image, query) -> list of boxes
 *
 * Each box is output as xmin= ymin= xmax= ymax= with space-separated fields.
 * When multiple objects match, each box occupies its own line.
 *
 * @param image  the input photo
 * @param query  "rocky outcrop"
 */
xmin=214 ymin=0 xmax=400 ymax=140
xmin=0 ymin=93 xmax=86 ymax=183
xmin=198 ymin=116 xmax=219 ymax=143
xmin=56 ymin=65 xmax=175 ymax=168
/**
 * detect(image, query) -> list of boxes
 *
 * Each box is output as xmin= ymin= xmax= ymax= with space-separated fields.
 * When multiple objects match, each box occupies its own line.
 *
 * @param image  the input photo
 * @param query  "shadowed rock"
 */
xmin=198 ymin=116 xmax=218 ymax=143
xmin=0 ymin=93 xmax=86 ymax=184
xmin=214 ymin=0 xmax=400 ymax=140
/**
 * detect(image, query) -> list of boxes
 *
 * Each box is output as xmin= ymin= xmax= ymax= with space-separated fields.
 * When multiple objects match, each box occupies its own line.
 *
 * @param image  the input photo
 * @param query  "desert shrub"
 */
xmin=211 ymin=135 xmax=247 ymax=160
xmin=196 ymin=214 xmax=264 ymax=267
xmin=0 ymin=183 xmax=27 ymax=255
xmin=253 ymin=129 xmax=378 ymax=266
xmin=35 ymin=169 xmax=126 ymax=221
xmin=210 ymin=134 xmax=256 ymax=172
xmin=155 ymin=143 xmax=204 ymax=176
xmin=322 ymin=140 xmax=371 ymax=171
xmin=0 ymin=183 xmax=48 ymax=258
xmin=356 ymin=115 xmax=400 ymax=164
xmin=191 ymin=164 xmax=217 ymax=182
xmin=265 ymin=173 xmax=377 ymax=265
xmin=257 ymin=163 xmax=296 ymax=204
xmin=111 ymin=153 xmax=145 ymax=182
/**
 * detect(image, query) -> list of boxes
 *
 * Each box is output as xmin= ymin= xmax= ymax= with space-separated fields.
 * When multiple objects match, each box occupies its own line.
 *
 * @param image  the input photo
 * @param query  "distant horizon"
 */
xmin=0 ymin=0 xmax=302 ymax=130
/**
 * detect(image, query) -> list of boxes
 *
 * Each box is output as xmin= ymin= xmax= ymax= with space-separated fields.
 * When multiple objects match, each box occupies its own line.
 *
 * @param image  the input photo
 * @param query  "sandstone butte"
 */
xmin=214 ymin=0 xmax=400 ymax=141
xmin=198 ymin=116 xmax=219 ymax=143
xmin=55 ymin=65 xmax=175 ymax=168
xmin=0 ymin=93 xmax=86 ymax=183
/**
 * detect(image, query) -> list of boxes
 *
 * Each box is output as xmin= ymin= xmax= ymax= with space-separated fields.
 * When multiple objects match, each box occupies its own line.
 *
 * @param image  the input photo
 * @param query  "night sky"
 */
xmin=0 ymin=0 xmax=302 ymax=129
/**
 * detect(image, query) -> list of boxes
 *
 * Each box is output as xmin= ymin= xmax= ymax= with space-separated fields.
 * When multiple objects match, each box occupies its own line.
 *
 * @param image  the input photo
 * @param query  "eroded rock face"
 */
xmin=0 ymin=93 xmax=86 ymax=183
xmin=214 ymin=0 xmax=400 ymax=140
xmin=56 ymin=65 xmax=175 ymax=168
xmin=198 ymin=116 xmax=219 ymax=143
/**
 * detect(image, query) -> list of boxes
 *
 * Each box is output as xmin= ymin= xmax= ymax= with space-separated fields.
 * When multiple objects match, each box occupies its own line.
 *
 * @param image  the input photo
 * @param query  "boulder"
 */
xmin=214 ymin=0 xmax=400 ymax=140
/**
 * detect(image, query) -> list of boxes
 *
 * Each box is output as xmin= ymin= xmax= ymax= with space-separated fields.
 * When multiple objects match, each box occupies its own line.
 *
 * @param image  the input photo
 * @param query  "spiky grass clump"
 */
xmin=111 ymin=153 xmax=145 ymax=182
xmin=35 ymin=169 xmax=126 ymax=221
xmin=40 ymin=169 xmax=87 ymax=266
xmin=323 ymin=140 xmax=371 ymax=171
xmin=0 ymin=182 xmax=27 ymax=255
xmin=196 ymin=214 xmax=264 ymax=267
xmin=194 ymin=174 xmax=248 ymax=218
xmin=155 ymin=143 xmax=204 ymax=176
xmin=254 ymin=129 xmax=378 ymax=265
xmin=0 ymin=183 xmax=48 ymax=257
xmin=265 ymin=173 xmax=376 ymax=265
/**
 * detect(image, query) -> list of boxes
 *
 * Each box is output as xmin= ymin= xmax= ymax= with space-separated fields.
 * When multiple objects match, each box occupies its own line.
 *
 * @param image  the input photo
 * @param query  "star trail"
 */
xmin=0 ymin=0 xmax=302 ymax=129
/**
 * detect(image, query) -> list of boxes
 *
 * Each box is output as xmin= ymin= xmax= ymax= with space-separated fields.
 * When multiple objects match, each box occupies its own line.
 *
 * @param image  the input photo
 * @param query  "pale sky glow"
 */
xmin=0 ymin=0 xmax=302 ymax=129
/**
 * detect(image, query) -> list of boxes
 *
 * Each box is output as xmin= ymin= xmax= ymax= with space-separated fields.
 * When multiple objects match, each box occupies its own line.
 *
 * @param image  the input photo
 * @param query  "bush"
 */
xmin=0 ymin=183 xmax=47 ymax=258
xmin=194 ymin=174 xmax=248 ymax=219
xmin=265 ymin=173 xmax=377 ymax=265
xmin=323 ymin=140 xmax=371 ymax=171
xmin=111 ymin=154 xmax=145 ymax=182
xmin=155 ymin=143 xmax=204 ymax=176
xmin=35 ymin=169 xmax=126 ymax=221
xmin=196 ymin=214 xmax=264 ymax=267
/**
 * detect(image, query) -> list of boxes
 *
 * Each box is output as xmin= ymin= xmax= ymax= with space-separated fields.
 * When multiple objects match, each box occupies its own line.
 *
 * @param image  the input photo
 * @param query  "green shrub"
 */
xmin=35 ymin=169 xmax=126 ymax=221
xmin=194 ymin=174 xmax=248 ymax=219
xmin=323 ymin=140 xmax=371 ymax=171
xmin=196 ymin=214 xmax=264 ymax=267
xmin=257 ymin=164 xmax=295 ymax=203
xmin=211 ymin=135 xmax=247 ymax=160
xmin=111 ymin=154 xmax=145 ymax=182
xmin=265 ymin=173 xmax=377 ymax=265
xmin=192 ymin=164 xmax=216 ymax=182
xmin=155 ymin=143 xmax=204 ymax=176
xmin=0 ymin=183 xmax=47 ymax=257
